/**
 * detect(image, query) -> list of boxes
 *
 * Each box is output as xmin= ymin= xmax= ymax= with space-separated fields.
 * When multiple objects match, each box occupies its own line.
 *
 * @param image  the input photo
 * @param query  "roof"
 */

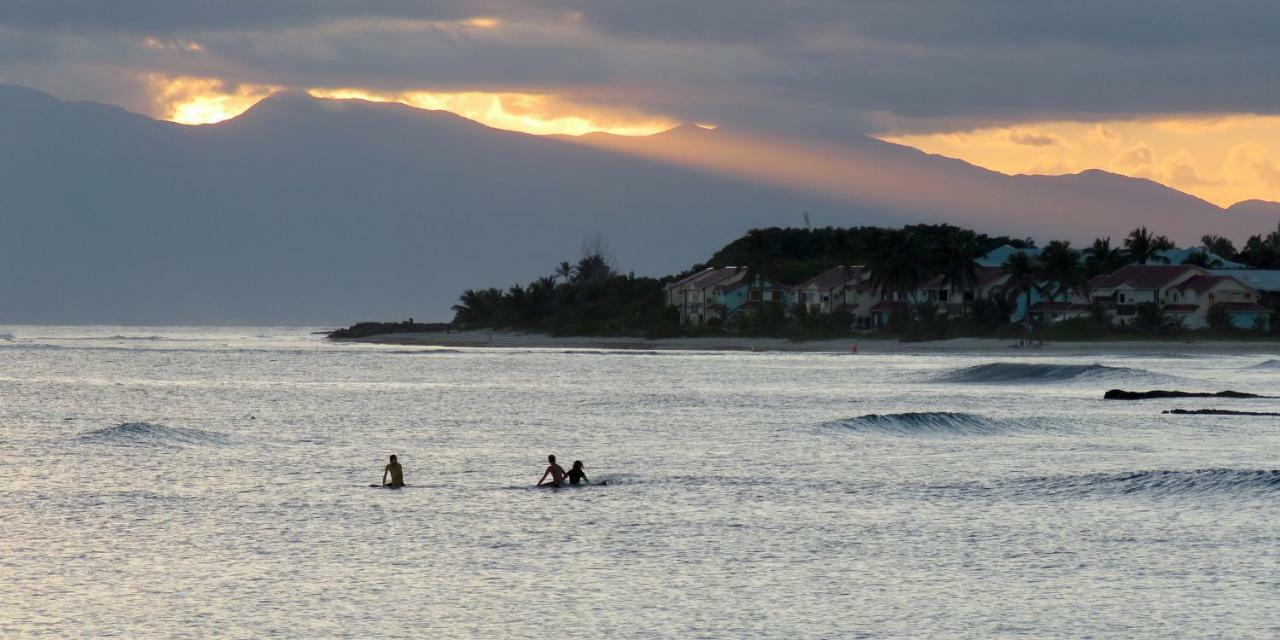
xmin=665 ymin=267 xmax=741 ymax=291
xmin=1210 ymin=269 xmax=1280 ymax=292
xmin=869 ymin=300 xmax=909 ymax=312
xmin=1030 ymin=301 xmax=1090 ymax=312
xmin=1174 ymin=275 xmax=1243 ymax=295
xmin=795 ymin=266 xmax=864 ymax=290
xmin=1213 ymin=302 xmax=1272 ymax=313
xmin=922 ymin=266 xmax=1008 ymax=290
xmin=1157 ymin=248 xmax=1248 ymax=269
xmin=976 ymin=245 xmax=1041 ymax=268
xmin=1089 ymin=264 xmax=1203 ymax=291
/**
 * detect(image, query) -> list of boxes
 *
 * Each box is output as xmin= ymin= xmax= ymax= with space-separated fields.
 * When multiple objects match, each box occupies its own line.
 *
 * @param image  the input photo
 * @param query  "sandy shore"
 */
xmin=337 ymin=330 xmax=1280 ymax=355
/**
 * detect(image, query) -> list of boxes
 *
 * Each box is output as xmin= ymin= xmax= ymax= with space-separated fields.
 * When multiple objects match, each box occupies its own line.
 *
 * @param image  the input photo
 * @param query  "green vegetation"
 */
xmin=448 ymin=252 xmax=680 ymax=338
xmin=333 ymin=221 xmax=1280 ymax=342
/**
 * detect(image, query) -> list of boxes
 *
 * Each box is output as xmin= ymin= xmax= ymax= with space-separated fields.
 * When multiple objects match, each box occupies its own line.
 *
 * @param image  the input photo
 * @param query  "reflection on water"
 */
xmin=2 ymin=327 xmax=1279 ymax=637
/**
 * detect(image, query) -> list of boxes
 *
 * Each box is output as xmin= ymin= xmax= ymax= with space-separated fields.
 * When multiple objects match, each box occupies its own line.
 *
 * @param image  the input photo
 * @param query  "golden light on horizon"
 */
xmin=880 ymin=116 xmax=1280 ymax=207
xmin=306 ymin=88 xmax=677 ymax=136
xmin=143 ymin=74 xmax=676 ymax=136
xmin=147 ymin=75 xmax=280 ymax=125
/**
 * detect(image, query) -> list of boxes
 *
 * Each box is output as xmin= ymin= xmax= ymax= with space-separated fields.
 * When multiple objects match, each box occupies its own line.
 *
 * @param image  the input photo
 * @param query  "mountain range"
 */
xmin=1 ymin=84 xmax=1276 ymax=324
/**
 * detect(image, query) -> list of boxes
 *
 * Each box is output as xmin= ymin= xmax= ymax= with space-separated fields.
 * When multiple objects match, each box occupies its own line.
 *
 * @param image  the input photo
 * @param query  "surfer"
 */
xmin=567 ymin=460 xmax=589 ymax=485
xmin=536 ymin=454 xmax=566 ymax=487
xmin=382 ymin=454 xmax=405 ymax=488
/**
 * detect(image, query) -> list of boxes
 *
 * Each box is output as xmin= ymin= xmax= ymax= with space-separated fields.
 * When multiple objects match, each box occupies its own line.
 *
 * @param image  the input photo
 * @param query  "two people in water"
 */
xmin=536 ymin=454 xmax=591 ymax=487
xmin=379 ymin=453 xmax=596 ymax=489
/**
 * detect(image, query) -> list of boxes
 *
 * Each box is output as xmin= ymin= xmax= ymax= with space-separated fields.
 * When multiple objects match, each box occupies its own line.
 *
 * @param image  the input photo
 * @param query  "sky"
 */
xmin=4 ymin=2 xmax=1280 ymax=206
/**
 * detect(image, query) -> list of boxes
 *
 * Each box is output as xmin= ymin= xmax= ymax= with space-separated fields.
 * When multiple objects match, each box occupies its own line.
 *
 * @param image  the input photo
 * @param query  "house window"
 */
xmin=750 ymin=290 xmax=762 ymax=301
xmin=939 ymin=290 xmax=949 ymax=302
xmin=964 ymin=291 xmax=975 ymax=302
xmin=1119 ymin=294 xmax=1126 ymax=303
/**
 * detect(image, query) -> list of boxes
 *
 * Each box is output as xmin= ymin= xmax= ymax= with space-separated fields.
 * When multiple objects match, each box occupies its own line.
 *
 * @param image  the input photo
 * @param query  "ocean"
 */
xmin=2 ymin=326 xmax=1278 ymax=638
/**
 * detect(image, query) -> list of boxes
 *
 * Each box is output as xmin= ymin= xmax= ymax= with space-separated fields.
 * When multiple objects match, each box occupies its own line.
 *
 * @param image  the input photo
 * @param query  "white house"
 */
xmin=1089 ymin=264 xmax=1267 ymax=329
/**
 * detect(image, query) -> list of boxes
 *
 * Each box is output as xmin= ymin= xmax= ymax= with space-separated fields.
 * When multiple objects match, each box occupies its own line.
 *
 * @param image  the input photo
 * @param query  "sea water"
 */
xmin=1 ymin=327 xmax=1278 ymax=638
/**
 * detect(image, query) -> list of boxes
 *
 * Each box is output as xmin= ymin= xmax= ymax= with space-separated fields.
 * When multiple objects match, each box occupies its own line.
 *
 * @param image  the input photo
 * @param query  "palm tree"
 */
xmin=1200 ymin=234 xmax=1238 ymax=260
xmin=1084 ymin=237 xmax=1126 ymax=277
xmin=1002 ymin=251 xmax=1043 ymax=330
xmin=938 ymin=229 xmax=984 ymax=311
xmin=740 ymin=228 xmax=782 ymax=303
xmin=1124 ymin=227 xmax=1172 ymax=265
xmin=866 ymin=229 xmax=925 ymax=305
xmin=1037 ymin=240 xmax=1085 ymax=302
xmin=554 ymin=261 xmax=577 ymax=283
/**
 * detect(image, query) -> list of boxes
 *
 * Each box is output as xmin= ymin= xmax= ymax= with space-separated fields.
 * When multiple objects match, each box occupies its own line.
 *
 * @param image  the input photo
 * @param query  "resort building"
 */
xmin=919 ymin=266 xmax=1011 ymax=316
xmin=1088 ymin=264 xmax=1268 ymax=329
xmin=664 ymin=267 xmax=791 ymax=325
xmin=663 ymin=267 xmax=747 ymax=326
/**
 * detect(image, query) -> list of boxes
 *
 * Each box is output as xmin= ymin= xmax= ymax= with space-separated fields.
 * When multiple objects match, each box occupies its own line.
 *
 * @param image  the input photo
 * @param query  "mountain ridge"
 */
xmin=1 ymin=84 xmax=1277 ymax=324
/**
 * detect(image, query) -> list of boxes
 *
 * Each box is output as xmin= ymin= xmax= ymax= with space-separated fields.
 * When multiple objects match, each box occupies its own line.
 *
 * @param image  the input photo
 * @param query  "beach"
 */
xmin=339 ymin=329 xmax=1280 ymax=355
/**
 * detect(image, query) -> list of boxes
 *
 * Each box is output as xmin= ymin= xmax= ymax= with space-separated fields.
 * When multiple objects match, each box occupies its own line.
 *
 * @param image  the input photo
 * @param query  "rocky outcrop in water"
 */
xmin=328 ymin=321 xmax=453 ymax=340
xmin=1162 ymin=409 xmax=1280 ymax=416
xmin=1104 ymin=389 xmax=1269 ymax=400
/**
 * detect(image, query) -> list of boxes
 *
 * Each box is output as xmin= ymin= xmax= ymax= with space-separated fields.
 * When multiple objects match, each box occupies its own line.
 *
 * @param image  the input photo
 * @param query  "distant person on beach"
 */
xmin=567 ymin=460 xmax=590 ymax=485
xmin=536 ymin=454 xmax=566 ymax=487
xmin=382 ymin=454 xmax=405 ymax=488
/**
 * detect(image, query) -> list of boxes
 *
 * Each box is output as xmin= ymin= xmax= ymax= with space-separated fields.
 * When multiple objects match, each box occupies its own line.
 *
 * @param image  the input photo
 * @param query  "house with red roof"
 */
xmin=919 ymin=266 xmax=1011 ymax=317
xmin=663 ymin=267 xmax=790 ymax=326
xmin=1088 ymin=264 xmax=1268 ymax=329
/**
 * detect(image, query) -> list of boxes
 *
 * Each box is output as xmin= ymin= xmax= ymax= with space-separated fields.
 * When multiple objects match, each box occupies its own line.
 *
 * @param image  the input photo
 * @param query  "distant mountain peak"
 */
xmin=1226 ymin=199 xmax=1280 ymax=217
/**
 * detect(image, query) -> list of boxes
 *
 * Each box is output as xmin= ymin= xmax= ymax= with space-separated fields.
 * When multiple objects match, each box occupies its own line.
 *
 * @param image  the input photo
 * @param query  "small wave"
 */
xmin=78 ymin=422 xmax=229 ymax=447
xmin=938 ymin=362 xmax=1145 ymax=383
xmin=1010 ymin=469 xmax=1280 ymax=499
xmin=1247 ymin=359 xmax=1280 ymax=370
xmin=562 ymin=350 xmax=662 ymax=356
xmin=827 ymin=412 xmax=1026 ymax=436
xmin=380 ymin=348 xmax=462 ymax=355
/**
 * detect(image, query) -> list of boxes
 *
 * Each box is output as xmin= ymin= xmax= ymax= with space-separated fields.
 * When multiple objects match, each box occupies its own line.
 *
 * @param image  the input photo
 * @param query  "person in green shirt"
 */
xmin=382 ymin=454 xmax=405 ymax=488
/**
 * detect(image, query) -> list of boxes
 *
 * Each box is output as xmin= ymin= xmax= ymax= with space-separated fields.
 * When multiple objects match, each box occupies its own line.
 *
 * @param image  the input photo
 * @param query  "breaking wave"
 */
xmin=938 ymin=362 xmax=1147 ymax=383
xmin=1247 ymin=359 xmax=1280 ymax=370
xmin=78 ymin=422 xmax=229 ymax=447
xmin=827 ymin=412 xmax=1031 ymax=436
xmin=1008 ymin=469 xmax=1280 ymax=499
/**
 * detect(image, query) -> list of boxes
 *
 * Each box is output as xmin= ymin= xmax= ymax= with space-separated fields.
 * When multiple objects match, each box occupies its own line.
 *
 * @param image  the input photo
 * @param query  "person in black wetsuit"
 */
xmin=566 ymin=460 xmax=589 ymax=485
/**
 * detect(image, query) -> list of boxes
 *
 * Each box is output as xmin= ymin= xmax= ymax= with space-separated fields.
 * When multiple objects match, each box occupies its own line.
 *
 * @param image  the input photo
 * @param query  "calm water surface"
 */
xmin=2 ymin=327 xmax=1278 ymax=638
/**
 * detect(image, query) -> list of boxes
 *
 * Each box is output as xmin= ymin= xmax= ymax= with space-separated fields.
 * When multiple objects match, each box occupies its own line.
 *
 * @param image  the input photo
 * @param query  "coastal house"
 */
xmin=794 ymin=266 xmax=865 ymax=315
xmin=793 ymin=266 xmax=888 ymax=329
xmin=717 ymin=273 xmax=791 ymax=319
xmin=1088 ymin=264 xmax=1267 ymax=329
xmin=665 ymin=267 xmax=793 ymax=325
xmin=1211 ymin=269 xmax=1280 ymax=312
xmin=664 ymin=267 xmax=748 ymax=325
xmin=919 ymin=266 xmax=1010 ymax=316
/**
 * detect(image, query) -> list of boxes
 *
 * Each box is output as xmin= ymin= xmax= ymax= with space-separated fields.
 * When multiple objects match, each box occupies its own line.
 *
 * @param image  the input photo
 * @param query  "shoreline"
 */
xmin=336 ymin=330 xmax=1280 ymax=355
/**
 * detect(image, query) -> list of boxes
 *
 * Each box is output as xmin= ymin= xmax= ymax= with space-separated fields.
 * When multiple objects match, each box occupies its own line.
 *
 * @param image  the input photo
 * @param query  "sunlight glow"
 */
xmin=880 ymin=116 xmax=1280 ymax=207
xmin=144 ymin=74 xmax=676 ymax=136
xmin=306 ymin=88 xmax=676 ymax=136
xmin=147 ymin=75 xmax=280 ymax=125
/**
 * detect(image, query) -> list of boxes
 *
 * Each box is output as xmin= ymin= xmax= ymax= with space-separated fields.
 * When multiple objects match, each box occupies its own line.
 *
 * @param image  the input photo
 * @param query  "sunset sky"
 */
xmin=4 ymin=2 xmax=1280 ymax=206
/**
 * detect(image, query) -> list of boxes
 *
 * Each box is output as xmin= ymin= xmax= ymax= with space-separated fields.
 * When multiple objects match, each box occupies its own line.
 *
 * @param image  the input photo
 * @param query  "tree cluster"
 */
xmin=449 ymin=253 xmax=680 ymax=337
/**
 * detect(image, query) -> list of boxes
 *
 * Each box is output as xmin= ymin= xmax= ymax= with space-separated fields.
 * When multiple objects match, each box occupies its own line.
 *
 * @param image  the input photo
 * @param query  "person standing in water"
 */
xmin=536 ymin=454 xmax=566 ymax=487
xmin=382 ymin=454 xmax=405 ymax=488
xmin=566 ymin=460 xmax=590 ymax=485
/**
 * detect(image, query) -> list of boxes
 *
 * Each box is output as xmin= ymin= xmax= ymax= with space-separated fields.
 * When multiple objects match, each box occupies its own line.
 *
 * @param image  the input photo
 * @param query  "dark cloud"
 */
xmin=4 ymin=1 xmax=1280 ymax=134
